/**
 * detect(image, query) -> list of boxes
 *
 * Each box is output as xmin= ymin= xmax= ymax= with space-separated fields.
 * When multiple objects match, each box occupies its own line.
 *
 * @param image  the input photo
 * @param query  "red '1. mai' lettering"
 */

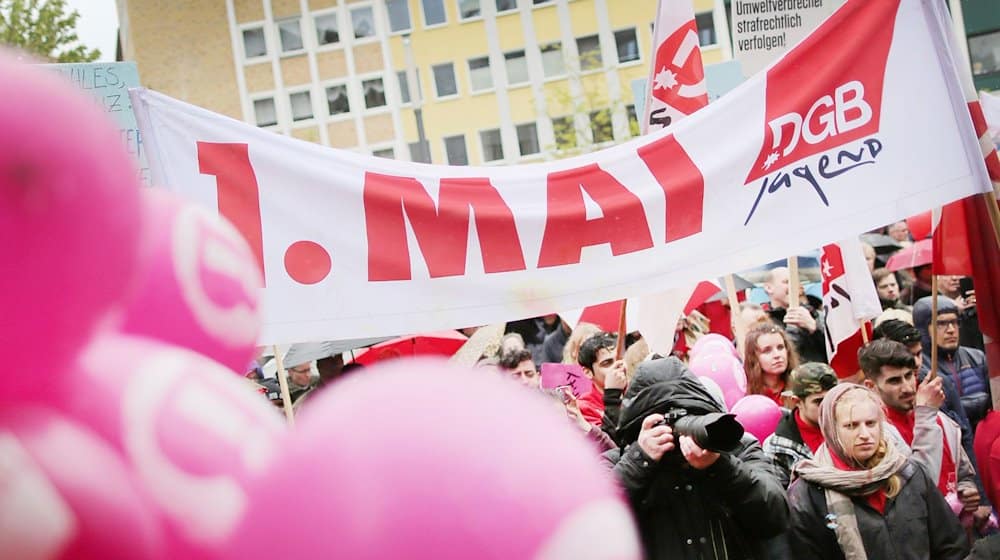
xmin=537 ymin=164 xmax=653 ymax=268
xmin=636 ymin=135 xmax=704 ymax=242
xmin=364 ymin=173 xmax=526 ymax=281
xmin=197 ymin=142 xmax=266 ymax=285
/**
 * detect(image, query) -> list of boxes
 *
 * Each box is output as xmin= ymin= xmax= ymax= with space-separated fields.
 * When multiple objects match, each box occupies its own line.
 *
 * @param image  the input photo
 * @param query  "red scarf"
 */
xmin=794 ymin=409 xmax=825 ymax=453
xmin=830 ymin=449 xmax=887 ymax=514
xmin=761 ymin=382 xmax=785 ymax=408
xmin=883 ymin=406 xmax=956 ymax=496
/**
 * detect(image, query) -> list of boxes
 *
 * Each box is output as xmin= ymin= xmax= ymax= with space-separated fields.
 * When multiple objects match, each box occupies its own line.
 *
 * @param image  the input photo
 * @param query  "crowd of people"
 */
xmin=245 ymin=223 xmax=998 ymax=559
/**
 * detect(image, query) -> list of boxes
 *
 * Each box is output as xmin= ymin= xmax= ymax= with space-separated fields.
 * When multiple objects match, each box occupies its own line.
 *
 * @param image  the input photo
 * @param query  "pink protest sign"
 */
xmin=540 ymin=364 xmax=592 ymax=398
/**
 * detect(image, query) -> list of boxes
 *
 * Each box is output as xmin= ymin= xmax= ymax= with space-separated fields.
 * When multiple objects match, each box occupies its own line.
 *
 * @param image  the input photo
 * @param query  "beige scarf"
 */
xmin=792 ymin=384 xmax=908 ymax=560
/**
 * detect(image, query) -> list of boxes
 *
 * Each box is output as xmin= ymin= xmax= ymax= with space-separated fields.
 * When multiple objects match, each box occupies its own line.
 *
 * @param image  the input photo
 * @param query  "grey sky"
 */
xmin=64 ymin=0 xmax=120 ymax=62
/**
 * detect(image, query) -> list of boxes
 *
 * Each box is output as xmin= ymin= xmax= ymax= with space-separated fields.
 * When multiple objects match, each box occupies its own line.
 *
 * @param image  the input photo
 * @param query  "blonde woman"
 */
xmin=788 ymin=384 xmax=968 ymax=559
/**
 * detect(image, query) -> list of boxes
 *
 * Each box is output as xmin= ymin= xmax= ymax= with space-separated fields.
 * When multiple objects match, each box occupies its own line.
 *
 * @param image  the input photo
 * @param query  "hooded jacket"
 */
xmin=913 ymin=296 xmax=991 ymax=428
xmin=603 ymin=357 xmax=789 ymax=560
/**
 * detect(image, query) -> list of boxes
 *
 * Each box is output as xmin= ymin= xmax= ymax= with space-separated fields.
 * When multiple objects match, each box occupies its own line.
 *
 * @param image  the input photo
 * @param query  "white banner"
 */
xmin=982 ymin=91 xmax=1000 ymax=148
xmin=131 ymin=0 xmax=991 ymax=345
xmin=731 ymin=0 xmax=844 ymax=78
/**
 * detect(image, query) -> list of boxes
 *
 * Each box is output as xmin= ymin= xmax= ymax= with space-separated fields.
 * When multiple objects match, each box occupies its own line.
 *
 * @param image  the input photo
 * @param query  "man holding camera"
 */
xmin=604 ymin=357 xmax=788 ymax=559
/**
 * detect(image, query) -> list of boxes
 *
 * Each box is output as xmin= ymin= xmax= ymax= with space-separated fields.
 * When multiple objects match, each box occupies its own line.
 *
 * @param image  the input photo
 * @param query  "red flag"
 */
xmin=930 ymin=1 xmax=1000 ymax=400
xmin=821 ymin=240 xmax=882 ymax=378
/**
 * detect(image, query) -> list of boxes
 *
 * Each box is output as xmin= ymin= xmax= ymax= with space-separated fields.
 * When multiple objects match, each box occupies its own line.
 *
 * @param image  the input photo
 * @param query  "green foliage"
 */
xmin=0 ymin=0 xmax=100 ymax=62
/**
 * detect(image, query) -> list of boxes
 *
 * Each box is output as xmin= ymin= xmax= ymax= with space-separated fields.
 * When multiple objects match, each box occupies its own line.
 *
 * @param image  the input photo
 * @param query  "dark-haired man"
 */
xmin=576 ymin=332 xmax=627 ymax=427
xmin=763 ymin=363 xmax=838 ymax=488
xmin=859 ymin=339 xmax=990 ymax=527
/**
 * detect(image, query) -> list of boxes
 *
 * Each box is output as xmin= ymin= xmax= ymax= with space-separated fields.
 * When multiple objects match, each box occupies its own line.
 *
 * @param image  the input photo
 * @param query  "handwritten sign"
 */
xmin=50 ymin=62 xmax=150 ymax=186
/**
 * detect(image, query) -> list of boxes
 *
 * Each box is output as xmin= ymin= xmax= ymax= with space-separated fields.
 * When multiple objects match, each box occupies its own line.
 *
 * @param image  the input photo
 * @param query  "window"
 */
xmin=254 ymin=98 xmax=277 ymax=127
xmin=695 ymin=12 xmax=716 ymax=47
xmin=386 ymin=0 xmax=411 ymax=32
xmin=362 ymin=78 xmax=386 ymax=108
xmin=242 ymin=27 xmax=267 ymax=58
xmin=615 ymin=28 xmax=639 ymax=63
xmin=326 ymin=84 xmax=350 ymax=115
xmin=409 ymin=141 xmax=431 ymax=163
xmin=552 ymin=116 xmax=576 ymax=150
xmin=314 ymin=12 xmax=340 ymax=46
xmin=277 ymin=18 xmax=304 ymax=53
xmin=444 ymin=135 xmax=469 ymax=165
xmin=468 ymin=56 xmax=493 ymax=91
xmin=496 ymin=0 xmax=517 ymax=13
xmin=397 ymin=70 xmax=422 ymax=103
xmin=516 ymin=123 xmax=539 ymax=156
xmin=540 ymin=42 xmax=564 ymax=78
xmin=459 ymin=0 xmax=481 ymax=19
xmin=422 ymin=0 xmax=447 ymax=26
xmin=533 ymin=0 xmax=554 ymax=4
xmin=590 ymin=109 xmax=613 ymax=143
xmin=433 ymin=63 xmax=458 ymax=97
xmin=504 ymin=50 xmax=529 ymax=85
xmin=290 ymin=91 xmax=313 ymax=121
xmin=626 ymin=104 xmax=639 ymax=136
xmin=577 ymin=35 xmax=602 ymax=71
xmin=351 ymin=6 xmax=376 ymax=39
xmin=373 ymin=147 xmax=395 ymax=159
xmin=480 ymin=129 xmax=504 ymax=161
xmin=970 ymin=30 xmax=1000 ymax=77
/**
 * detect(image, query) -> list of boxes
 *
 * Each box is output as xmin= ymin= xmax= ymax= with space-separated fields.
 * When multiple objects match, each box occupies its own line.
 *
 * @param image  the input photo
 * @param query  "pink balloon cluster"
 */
xmin=0 ymin=54 xmax=640 ymax=560
xmin=688 ymin=335 xmax=747 ymax=410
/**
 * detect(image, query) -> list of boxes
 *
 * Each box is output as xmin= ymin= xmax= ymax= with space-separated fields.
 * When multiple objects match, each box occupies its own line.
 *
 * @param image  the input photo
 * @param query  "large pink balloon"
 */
xmin=0 ymin=405 xmax=164 ymax=559
xmin=689 ymin=352 xmax=747 ymax=410
xmin=0 ymin=52 xmax=142 ymax=393
xmin=119 ymin=189 xmax=262 ymax=373
xmin=689 ymin=333 xmax=739 ymax=361
xmin=731 ymin=395 xmax=783 ymax=442
xmin=223 ymin=359 xmax=642 ymax=560
xmin=49 ymin=333 xmax=285 ymax=558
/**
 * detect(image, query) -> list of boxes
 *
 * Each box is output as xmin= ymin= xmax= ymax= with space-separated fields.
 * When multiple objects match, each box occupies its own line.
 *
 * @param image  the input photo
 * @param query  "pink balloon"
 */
xmin=689 ymin=333 xmax=739 ymax=361
xmin=49 ymin=333 xmax=285 ymax=557
xmin=731 ymin=395 xmax=783 ymax=442
xmin=689 ymin=352 xmax=747 ymax=410
xmin=223 ymin=359 xmax=642 ymax=560
xmin=118 ymin=189 xmax=262 ymax=373
xmin=0 ymin=52 xmax=143 ymax=394
xmin=0 ymin=405 xmax=164 ymax=559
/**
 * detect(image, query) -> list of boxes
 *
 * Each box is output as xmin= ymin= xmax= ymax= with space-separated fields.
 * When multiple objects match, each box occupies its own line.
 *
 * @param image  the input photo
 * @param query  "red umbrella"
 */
xmin=351 ymin=330 xmax=469 ymax=366
xmin=885 ymin=238 xmax=933 ymax=271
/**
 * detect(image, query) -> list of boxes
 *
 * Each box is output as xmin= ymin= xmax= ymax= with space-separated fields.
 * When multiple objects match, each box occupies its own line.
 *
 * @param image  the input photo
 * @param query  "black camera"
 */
xmin=656 ymin=408 xmax=744 ymax=453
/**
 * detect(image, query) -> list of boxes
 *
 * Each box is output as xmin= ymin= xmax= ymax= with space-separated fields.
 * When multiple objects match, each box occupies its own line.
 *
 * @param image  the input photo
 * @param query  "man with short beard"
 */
xmin=913 ymin=296 xmax=992 ymax=429
xmin=859 ymin=340 xmax=990 ymax=528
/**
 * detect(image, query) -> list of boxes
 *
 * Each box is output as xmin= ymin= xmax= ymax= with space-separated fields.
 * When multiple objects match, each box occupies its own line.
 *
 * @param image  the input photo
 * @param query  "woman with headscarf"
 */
xmin=787 ymin=384 xmax=968 ymax=559
xmin=744 ymin=322 xmax=800 ymax=408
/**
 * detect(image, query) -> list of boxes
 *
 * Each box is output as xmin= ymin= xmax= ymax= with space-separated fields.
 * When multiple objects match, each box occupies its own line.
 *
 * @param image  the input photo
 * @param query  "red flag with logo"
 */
xmin=821 ymin=239 xmax=882 ymax=379
xmin=930 ymin=0 xmax=1000 ymax=394
xmin=640 ymin=0 xmax=708 ymax=133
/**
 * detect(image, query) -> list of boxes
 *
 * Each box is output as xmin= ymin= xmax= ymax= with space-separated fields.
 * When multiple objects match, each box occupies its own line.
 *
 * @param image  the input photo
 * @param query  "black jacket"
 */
xmin=787 ymin=459 xmax=969 ymax=560
xmin=603 ymin=358 xmax=789 ymax=559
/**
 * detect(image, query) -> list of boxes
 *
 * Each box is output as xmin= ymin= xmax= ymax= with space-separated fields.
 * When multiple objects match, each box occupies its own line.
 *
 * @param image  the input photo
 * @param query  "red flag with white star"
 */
xmin=640 ymin=0 xmax=709 ymax=133
xmin=821 ymin=239 xmax=882 ymax=378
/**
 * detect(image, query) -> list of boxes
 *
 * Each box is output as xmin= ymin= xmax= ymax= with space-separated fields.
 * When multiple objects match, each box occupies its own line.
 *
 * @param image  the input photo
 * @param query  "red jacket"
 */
xmin=974 ymin=410 xmax=1000 ymax=509
xmin=578 ymin=386 xmax=605 ymax=427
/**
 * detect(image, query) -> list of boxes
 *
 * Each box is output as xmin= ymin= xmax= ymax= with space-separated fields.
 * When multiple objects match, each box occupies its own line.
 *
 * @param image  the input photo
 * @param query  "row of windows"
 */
xmin=432 ymin=29 xmax=638 ymax=97
xmin=241 ymin=0 xmax=649 ymax=61
xmin=369 ymin=105 xmax=638 ymax=164
xmin=252 ymin=75 xmax=391 ymax=127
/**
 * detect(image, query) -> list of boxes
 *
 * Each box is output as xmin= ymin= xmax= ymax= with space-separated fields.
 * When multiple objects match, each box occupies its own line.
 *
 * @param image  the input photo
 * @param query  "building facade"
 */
xmin=117 ymin=0 xmax=729 ymax=164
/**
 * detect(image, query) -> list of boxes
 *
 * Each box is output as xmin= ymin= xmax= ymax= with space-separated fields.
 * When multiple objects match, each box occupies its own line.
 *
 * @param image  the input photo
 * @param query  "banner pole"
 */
xmin=788 ymin=257 xmax=800 ymax=310
xmin=724 ymin=274 xmax=746 ymax=357
xmin=273 ymin=345 xmax=296 ymax=426
xmin=860 ymin=320 xmax=870 ymax=344
xmin=929 ymin=277 xmax=939 ymax=382
xmin=615 ymin=300 xmax=628 ymax=360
